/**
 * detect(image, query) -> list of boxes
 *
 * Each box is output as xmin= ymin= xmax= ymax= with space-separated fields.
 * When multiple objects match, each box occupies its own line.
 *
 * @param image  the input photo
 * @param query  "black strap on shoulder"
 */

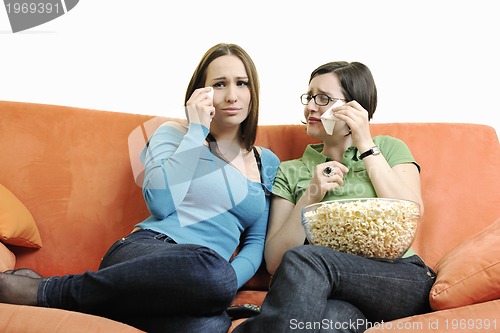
xmin=206 ymin=133 xmax=216 ymax=143
xmin=252 ymin=146 xmax=263 ymax=183
xmin=253 ymin=146 xmax=270 ymax=196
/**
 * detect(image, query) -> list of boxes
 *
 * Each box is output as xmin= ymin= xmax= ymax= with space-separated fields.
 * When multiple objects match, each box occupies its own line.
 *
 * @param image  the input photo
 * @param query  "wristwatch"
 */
xmin=359 ymin=146 xmax=381 ymax=160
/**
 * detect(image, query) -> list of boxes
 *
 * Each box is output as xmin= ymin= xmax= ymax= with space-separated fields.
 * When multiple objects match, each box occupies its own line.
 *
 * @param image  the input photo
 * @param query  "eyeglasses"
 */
xmin=300 ymin=93 xmax=346 ymax=106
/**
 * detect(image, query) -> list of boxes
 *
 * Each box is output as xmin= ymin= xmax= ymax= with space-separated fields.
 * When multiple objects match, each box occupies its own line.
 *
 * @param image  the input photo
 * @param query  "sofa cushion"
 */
xmin=0 ymin=242 xmax=16 ymax=271
xmin=0 ymin=184 xmax=42 ymax=248
xmin=429 ymin=217 xmax=500 ymax=310
xmin=0 ymin=303 xmax=145 ymax=333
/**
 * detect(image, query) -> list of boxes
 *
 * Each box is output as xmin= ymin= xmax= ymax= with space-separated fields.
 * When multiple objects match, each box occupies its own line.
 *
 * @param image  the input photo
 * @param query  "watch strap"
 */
xmin=359 ymin=146 xmax=380 ymax=160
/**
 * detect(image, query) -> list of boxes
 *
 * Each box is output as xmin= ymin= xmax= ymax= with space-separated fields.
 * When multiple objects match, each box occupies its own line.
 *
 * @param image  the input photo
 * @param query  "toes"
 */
xmin=0 ymin=273 xmax=40 ymax=305
xmin=3 ymin=268 xmax=42 ymax=278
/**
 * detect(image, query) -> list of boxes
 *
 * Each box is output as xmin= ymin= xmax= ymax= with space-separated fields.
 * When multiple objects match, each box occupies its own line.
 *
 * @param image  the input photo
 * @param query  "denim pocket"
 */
xmin=406 ymin=255 xmax=437 ymax=281
xmin=99 ymin=238 xmax=126 ymax=269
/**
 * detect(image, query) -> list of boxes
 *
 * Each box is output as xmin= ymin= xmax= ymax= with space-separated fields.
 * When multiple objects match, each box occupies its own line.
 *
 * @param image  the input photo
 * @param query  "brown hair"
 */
xmin=185 ymin=43 xmax=260 ymax=150
xmin=310 ymin=61 xmax=377 ymax=120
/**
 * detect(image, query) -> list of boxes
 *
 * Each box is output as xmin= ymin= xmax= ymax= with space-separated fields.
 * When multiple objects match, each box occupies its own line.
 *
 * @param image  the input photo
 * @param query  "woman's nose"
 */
xmin=225 ymin=85 xmax=238 ymax=103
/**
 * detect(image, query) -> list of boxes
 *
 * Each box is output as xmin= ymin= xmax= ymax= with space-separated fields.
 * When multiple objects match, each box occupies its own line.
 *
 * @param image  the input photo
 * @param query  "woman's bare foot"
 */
xmin=3 ymin=268 xmax=43 ymax=278
xmin=0 ymin=272 xmax=41 ymax=305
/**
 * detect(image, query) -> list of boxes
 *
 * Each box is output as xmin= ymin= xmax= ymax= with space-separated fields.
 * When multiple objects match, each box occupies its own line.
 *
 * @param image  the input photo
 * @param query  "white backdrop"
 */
xmin=1 ymin=0 xmax=499 ymax=134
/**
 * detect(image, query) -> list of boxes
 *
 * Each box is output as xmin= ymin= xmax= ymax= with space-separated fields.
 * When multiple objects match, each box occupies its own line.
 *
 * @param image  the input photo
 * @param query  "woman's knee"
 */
xmin=281 ymin=245 xmax=318 ymax=265
xmin=280 ymin=245 xmax=338 ymax=275
xmin=272 ymin=245 xmax=335 ymax=289
xmin=275 ymin=246 xmax=312 ymax=279
xmin=194 ymin=247 xmax=237 ymax=306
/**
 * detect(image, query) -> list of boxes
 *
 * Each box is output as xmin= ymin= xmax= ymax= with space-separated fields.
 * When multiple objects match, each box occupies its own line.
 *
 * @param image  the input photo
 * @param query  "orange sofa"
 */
xmin=0 ymin=100 xmax=499 ymax=333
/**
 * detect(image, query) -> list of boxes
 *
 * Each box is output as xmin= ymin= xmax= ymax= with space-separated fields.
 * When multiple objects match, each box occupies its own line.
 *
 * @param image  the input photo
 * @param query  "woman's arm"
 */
xmin=264 ymin=159 xmax=349 ymax=274
xmin=364 ymin=158 xmax=424 ymax=214
xmin=142 ymin=87 xmax=215 ymax=219
xmin=231 ymin=149 xmax=280 ymax=287
xmin=231 ymin=205 xmax=268 ymax=289
xmin=141 ymin=122 xmax=208 ymax=219
xmin=264 ymin=196 xmax=301 ymax=274
xmin=336 ymin=100 xmax=424 ymax=213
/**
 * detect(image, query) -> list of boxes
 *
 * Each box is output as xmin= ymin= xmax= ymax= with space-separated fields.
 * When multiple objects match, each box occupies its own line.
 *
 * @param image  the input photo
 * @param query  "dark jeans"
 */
xmin=234 ymin=245 xmax=436 ymax=333
xmin=37 ymin=229 xmax=237 ymax=333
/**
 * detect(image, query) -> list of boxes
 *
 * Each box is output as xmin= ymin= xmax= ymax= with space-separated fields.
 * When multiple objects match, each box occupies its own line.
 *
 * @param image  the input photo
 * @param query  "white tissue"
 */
xmin=320 ymin=99 xmax=345 ymax=135
xmin=206 ymin=87 xmax=214 ymax=100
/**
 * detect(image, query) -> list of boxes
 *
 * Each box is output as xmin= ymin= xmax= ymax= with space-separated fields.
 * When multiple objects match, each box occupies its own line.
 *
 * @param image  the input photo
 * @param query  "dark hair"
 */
xmin=310 ymin=61 xmax=377 ymax=120
xmin=185 ymin=43 xmax=260 ymax=151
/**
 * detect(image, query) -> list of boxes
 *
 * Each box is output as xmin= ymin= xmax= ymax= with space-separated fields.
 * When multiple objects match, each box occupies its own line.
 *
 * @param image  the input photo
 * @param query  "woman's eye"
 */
xmin=237 ymin=81 xmax=249 ymax=87
xmin=318 ymin=95 xmax=330 ymax=104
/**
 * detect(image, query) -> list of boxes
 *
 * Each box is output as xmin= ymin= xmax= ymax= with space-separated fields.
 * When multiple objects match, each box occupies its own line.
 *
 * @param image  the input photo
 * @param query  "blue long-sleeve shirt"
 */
xmin=136 ymin=123 xmax=280 ymax=288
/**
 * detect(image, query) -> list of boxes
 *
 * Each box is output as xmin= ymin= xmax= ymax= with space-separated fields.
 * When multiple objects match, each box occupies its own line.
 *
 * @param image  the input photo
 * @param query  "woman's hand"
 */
xmin=334 ymin=100 xmax=374 ymax=152
xmin=185 ymin=87 xmax=215 ymax=128
xmin=303 ymin=161 xmax=349 ymax=203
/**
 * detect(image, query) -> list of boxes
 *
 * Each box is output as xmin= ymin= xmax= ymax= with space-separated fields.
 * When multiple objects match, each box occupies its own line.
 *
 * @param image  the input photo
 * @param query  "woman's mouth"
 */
xmin=222 ymin=108 xmax=240 ymax=116
xmin=308 ymin=117 xmax=321 ymax=124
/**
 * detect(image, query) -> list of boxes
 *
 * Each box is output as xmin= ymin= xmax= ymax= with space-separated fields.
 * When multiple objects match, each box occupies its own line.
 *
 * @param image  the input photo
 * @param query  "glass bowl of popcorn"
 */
xmin=302 ymin=198 xmax=420 ymax=259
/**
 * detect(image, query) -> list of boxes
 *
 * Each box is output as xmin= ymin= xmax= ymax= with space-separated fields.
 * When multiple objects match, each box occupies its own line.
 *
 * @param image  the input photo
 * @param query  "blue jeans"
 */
xmin=234 ymin=245 xmax=436 ymax=333
xmin=37 ymin=229 xmax=237 ymax=333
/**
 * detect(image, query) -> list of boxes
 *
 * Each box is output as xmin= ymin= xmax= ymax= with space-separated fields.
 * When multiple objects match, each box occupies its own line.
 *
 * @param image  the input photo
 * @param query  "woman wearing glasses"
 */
xmin=233 ymin=61 xmax=435 ymax=332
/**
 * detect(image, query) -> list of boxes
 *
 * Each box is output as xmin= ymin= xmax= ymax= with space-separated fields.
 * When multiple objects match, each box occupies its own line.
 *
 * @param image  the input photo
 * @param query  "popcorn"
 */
xmin=302 ymin=199 xmax=419 ymax=258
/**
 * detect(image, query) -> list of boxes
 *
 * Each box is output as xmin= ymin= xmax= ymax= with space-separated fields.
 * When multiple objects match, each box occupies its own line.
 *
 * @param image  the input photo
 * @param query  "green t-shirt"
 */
xmin=273 ymin=135 xmax=420 ymax=257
